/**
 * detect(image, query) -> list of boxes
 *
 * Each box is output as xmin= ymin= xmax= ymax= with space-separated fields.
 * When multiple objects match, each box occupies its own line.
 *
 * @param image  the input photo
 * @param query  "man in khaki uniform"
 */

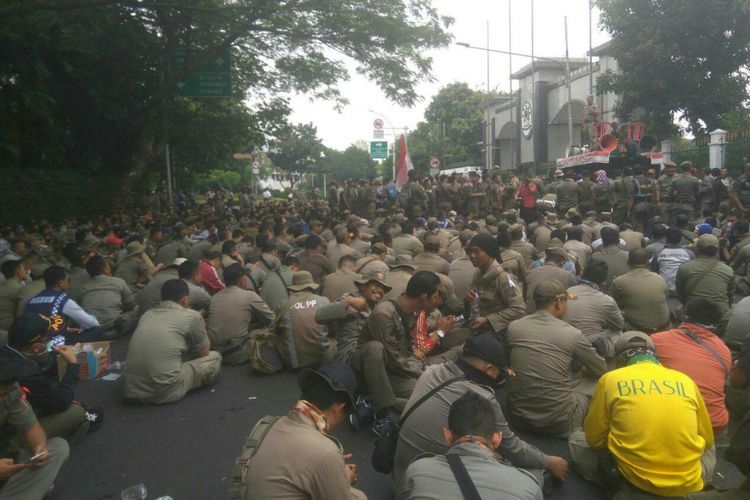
xmin=135 ymin=258 xmax=184 ymax=317
xmin=676 ymin=234 xmax=735 ymax=326
xmin=564 ymin=259 xmax=624 ymax=358
xmin=555 ymin=171 xmax=580 ymax=217
xmin=260 ymin=256 xmax=297 ymax=313
xmin=15 ymin=264 xmax=48 ymax=316
xmin=464 ymin=171 xmax=486 ymax=216
xmin=392 ymin=222 xmax=424 ymax=258
xmin=278 ymin=271 xmax=334 ymax=369
xmin=79 ymin=255 xmax=138 ymax=335
xmin=610 ymin=248 xmax=670 ymax=333
xmin=531 ymin=213 xmax=558 ymax=252
xmin=154 ymin=232 xmax=188 ymax=267
xmin=413 ymin=236 xmax=449 ymax=275
xmin=525 ymin=247 xmax=578 ymax=312
xmin=298 ymin=234 xmax=335 ymax=284
xmin=354 ymin=242 xmax=389 ymax=275
xmin=321 ymin=255 xmax=361 ymax=302
xmin=0 ymin=260 xmax=27 ymax=332
xmin=315 ymin=272 xmax=390 ymax=365
xmin=563 ymin=227 xmax=592 ymax=271
xmin=448 ymin=251 xmax=475 ymax=303
xmin=465 ymin=234 xmax=526 ymax=338
xmin=590 ymin=227 xmax=630 ymax=290
xmin=382 ymin=255 xmax=416 ymax=300
xmin=510 ymin=225 xmax=539 ymax=267
xmin=507 ymin=280 xmax=607 ymax=438
xmin=328 ymin=229 xmax=357 ymax=268
xmin=237 ymin=362 xmax=365 ymax=500
xmin=497 ymin=232 xmax=527 ymax=286
xmin=206 ymin=264 xmax=274 ymax=365
xmin=115 ymin=241 xmax=154 ymax=291
xmin=66 ymin=250 xmax=90 ymax=302
xmin=123 ymin=279 xmax=222 ymax=404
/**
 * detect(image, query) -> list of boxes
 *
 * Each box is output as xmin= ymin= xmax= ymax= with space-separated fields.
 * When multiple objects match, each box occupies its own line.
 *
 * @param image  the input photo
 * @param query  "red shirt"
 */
xmin=652 ymin=323 xmax=732 ymax=432
xmin=199 ymin=259 xmax=225 ymax=295
xmin=515 ymin=182 xmax=538 ymax=209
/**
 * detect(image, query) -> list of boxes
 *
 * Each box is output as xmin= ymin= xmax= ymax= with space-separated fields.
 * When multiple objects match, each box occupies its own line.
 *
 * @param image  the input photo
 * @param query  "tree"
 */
xmin=326 ymin=145 xmax=378 ymax=182
xmin=405 ymin=83 xmax=503 ymax=170
xmin=596 ymin=0 xmax=750 ymax=138
xmin=0 ymin=0 xmax=453 ymax=212
xmin=267 ymin=123 xmax=325 ymax=189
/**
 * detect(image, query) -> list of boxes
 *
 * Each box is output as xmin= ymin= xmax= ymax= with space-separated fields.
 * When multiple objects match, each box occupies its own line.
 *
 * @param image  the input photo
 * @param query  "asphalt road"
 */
xmin=52 ymin=337 xmax=745 ymax=500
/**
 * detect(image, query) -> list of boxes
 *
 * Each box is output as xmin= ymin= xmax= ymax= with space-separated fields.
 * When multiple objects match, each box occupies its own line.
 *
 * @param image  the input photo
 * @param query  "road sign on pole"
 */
xmin=373 ymin=118 xmax=384 ymax=130
xmin=430 ymin=157 xmax=440 ymax=168
xmin=373 ymin=129 xmax=385 ymax=139
xmin=175 ymin=48 xmax=231 ymax=98
xmin=370 ymin=141 xmax=388 ymax=159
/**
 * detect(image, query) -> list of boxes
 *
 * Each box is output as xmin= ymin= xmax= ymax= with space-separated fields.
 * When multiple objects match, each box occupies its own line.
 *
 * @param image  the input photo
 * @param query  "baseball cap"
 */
xmin=463 ymin=335 xmax=508 ymax=372
xmin=298 ymin=361 xmax=356 ymax=409
xmin=614 ymin=331 xmax=655 ymax=356
xmin=8 ymin=313 xmax=52 ymax=348
xmin=695 ymin=233 xmax=719 ymax=249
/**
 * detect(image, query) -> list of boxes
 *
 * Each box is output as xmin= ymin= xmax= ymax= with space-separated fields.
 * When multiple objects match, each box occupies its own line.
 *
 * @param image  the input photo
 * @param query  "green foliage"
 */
xmin=595 ymin=0 xmax=750 ymax=138
xmin=0 ymin=0 xmax=453 ymax=211
xmin=194 ymin=169 xmax=242 ymax=191
xmin=326 ymin=145 xmax=379 ymax=182
xmin=267 ymin=123 xmax=325 ymax=187
xmin=404 ymin=83 xmax=501 ymax=170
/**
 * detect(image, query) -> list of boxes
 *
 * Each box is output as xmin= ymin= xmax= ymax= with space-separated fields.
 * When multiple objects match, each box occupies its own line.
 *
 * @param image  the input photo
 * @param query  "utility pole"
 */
xmin=564 ymin=16 xmax=574 ymax=150
xmin=485 ymin=20 xmax=491 ymax=171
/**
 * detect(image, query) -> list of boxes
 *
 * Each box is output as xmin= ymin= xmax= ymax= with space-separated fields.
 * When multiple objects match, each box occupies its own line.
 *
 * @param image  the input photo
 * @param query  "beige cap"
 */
xmin=288 ymin=271 xmax=319 ymax=292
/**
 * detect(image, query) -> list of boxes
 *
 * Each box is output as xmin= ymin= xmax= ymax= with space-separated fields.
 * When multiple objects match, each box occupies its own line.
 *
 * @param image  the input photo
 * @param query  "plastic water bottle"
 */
xmin=470 ymin=288 xmax=481 ymax=320
xmin=120 ymin=483 xmax=147 ymax=500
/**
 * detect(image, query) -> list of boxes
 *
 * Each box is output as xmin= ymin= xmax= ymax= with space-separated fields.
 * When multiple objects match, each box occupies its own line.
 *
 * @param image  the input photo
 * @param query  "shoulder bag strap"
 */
xmin=446 ymin=453 xmax=482 ymax=500
xmin=356 ymin=258 xmax=377 ymax=274
xmin=679 ymin=328 xmax=730 ymax=377
xmin=685 ymin=259 xmax=719 ymax=298
xmin=399 ymin=376 xmax=465 ymax=427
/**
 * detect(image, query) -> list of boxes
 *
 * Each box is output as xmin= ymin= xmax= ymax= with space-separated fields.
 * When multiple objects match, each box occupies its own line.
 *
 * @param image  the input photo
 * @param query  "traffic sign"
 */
xmin=373 ymin=118 xmax=384 ymax=130
xmin=370 ymin=141 xmax=388 ymax=159
xmin=175 ymin=48 xmax=231 ymax=98
xmin=430 ymin=157 xmax=440 ymax=168
xmin=373 ymin=129 xmax=385 ymax=139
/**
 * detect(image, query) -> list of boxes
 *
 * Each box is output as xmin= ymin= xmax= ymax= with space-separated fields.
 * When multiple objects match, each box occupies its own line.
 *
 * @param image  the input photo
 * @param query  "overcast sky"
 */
xmin=287 ymin=0 xmax=611 ymax=151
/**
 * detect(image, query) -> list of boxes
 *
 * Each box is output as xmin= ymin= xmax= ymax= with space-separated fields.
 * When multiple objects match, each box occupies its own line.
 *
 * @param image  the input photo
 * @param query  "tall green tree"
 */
xmin=267 ymin=123 xmax=325 ymax=188
xmin=596 ymin=0 xmax=750 ymax=138
xmin=326 ymin=145 xmax=378 ymax=182
xmin=0 ymin=0 xmax=453 ymax=212
xmin=406 ymin=83 xmax=503 ymax=170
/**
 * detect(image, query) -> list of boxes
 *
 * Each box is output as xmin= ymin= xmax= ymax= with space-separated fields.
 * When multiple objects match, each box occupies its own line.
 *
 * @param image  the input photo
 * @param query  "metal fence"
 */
xmin=672 ymin=138 xmax=750 ymax=177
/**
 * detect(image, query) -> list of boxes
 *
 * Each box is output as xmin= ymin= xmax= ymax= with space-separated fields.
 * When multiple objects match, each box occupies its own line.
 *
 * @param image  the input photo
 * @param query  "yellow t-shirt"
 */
xmin=584 ymin=360 xmax=714 ymax=496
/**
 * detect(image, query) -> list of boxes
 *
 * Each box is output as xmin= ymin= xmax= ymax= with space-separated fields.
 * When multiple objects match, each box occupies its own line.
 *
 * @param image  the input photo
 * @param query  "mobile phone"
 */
xmin=454 ymin=314 xmax=465 ymax=325
xmin=25 ymin=451 xmax=47 ymax=464
xmin=46 ymin=335 xmax=65 ymax=353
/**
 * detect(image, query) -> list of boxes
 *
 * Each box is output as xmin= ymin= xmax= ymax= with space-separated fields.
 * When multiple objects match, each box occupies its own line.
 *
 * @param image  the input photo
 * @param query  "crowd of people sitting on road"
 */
xmin=0 ymin=159 xmax=749 ymax=499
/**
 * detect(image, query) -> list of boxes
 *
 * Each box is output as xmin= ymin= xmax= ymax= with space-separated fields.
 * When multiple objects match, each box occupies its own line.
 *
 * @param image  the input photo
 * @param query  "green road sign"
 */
xmin=370 ymin=141 xmax=388 ymax=159
xmin=175 ymin=48 xmax=231 ymax=98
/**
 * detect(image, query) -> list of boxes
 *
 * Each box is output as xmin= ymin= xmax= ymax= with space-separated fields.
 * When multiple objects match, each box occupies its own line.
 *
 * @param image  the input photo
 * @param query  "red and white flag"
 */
xmin=395 ymin=134 xmax=413 ymax=188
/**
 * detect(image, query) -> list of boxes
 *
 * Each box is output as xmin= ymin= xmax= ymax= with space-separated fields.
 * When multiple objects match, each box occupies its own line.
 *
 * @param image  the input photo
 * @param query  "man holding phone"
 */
xmin=0 ymin=313 xmax=91 ymax=443
xmin=0 ymin=360 xmax=69 ymax=500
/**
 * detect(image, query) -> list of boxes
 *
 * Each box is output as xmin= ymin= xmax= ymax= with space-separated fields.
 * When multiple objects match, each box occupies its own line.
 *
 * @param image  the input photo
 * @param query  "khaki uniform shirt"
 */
xmin=115 ymin=256 xmax=149 ymax=291
xmin=242 ymin=410 xmax=366 ymax=500
xmin=0 ymin=383 xmax=38 ymax=450
xmin=15 ymin=279 xmax=45 ymax=317
xmin=448 ymin=256 xmax=476 ymax=302
xmin=413 ymin=252 xmax=449 ymax=275
xmin=327 ymin=244 xmax=356 ymax=269
xmin=531 ymin=225 xmax=553 ymax=252
xmin=320 ymin=269 xmax=361 ymax=302
xmin=79 ymin=275 xmax=134 ymax=323
xmin=676 ymin=257 xmax=735 ymax=314
xmin=206 ymin=286 xmax=274 ymax=349
xmin=259 ymin=266 xmax=293 ymax=313
xmin=315 ymin=292 xmax=371 ymax=364
xmin=564 ymin=283 xmax=624 ymax=344
xmin=136 ymin=269 xmax=178 ymax=317
xmin=507 ymin=310 xmax=607 ymax=433
xmin=525 ymin=265 xmax=578 ymax=313
xmin=511 ymin=240 xmax=540 ymax=267
xmin=610 ymin=267 xmax=670 ymax=332
xmin=188 ymin=240 xmax=213 ymax=264
xmin=393 ymin=361 xmax=547 ymax=488
xmin=123 ymin=301 xmax=210 ymax=400
xmin=279 ymin=291 xmax=331 ymax=368
xmin=620 ymin=230 xmax=645 ymax=251
xmin=401 ymin=442 xmax=542 ymax=500
xmin=556 ymin=179 xmax=580 ymax=211
xmin=591 ymin=246 xmax=631 ymax=289
xmin=392 ymin=234 xmax=424 ymax=258
xmin=358 ymin=299 xmax=421 ymax=378
xmin=500 ymin=249 xmax=527 ymax=286
xmin=0 ymin=278 xmax=23 ymax=331
xmin=183 ymin=279 xmax=211 ymax=313
xmin=563 ymin=240 xmax=592 ymax=270
xmin=354 ymin=256 xmax=389 ymax=275
xmin=382 ymin=270 xmax=412 ymax=301
xmin=470 ymin=260 xmax=526 ymax=334
xmin=67 ymin=267 xmax=90 ymax=302
xmin=154 ymin=240 xmax=187 ymax=267
xmin=298 ymin=251 xmax=335 ymax=284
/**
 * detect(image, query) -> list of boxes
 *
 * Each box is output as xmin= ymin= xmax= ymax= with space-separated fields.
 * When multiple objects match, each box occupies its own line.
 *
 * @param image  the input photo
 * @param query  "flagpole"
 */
xmin=508 ymin=0 xmax=513 ymax=170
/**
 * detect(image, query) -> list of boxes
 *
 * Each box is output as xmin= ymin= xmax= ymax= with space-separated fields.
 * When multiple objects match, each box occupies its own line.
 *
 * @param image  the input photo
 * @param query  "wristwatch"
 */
xmin=435 ymin=329 xmax=446 ymax=339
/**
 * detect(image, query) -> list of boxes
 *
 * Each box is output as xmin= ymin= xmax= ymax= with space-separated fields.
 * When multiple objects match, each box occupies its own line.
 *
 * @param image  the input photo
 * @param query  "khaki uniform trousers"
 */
xmin=143 ymin=351 xmax=222 ymax=405
xmin=38 ymin=404 xmax=89 ymax=445
xmin=0 ymin=438 xmax=69 ymax=500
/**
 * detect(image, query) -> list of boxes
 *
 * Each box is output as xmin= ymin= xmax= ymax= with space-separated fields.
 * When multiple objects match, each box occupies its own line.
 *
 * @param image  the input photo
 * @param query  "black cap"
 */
xmin=468 ymin=233 xmax=500 ymax=260
xmin=223 ymin=263 xmax=249 ymax=286
xmin=463 ymin=334 xmax=508 ymax=372
xmin=8 ymin=313 xmax=52 ymax=348
xmin=298 ymin=361 xmax=356 ymax=410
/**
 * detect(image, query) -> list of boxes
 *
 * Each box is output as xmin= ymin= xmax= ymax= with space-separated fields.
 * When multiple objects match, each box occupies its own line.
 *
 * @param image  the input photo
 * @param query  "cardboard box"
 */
xmin=57 ymin=341 xmax=111 ymax=381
